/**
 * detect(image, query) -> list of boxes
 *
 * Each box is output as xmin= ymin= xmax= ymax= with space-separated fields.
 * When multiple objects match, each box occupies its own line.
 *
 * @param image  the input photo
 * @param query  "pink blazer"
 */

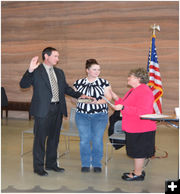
xmin=115 ymin=84 xmax=156 ymax=133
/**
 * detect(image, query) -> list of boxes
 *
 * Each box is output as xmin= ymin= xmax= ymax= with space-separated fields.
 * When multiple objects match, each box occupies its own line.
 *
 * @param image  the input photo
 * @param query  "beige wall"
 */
xmin=1 ymin=1 xmax=179 ymax=115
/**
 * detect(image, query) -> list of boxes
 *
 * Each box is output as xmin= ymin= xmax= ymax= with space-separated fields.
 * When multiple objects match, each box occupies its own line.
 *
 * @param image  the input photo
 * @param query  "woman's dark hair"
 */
xmin=128 ymin=68 xmax=149 ymax=84
xmin=85 ymin=59 xmax=99 ymax=69
xmin=42 ymin=47 xmax=57 ymax=60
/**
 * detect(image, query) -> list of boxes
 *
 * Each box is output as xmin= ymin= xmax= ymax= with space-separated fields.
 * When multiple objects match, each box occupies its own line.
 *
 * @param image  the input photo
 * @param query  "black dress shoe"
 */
xmin=81 ymin=167 xmax=90 ymax=172
xmin=93 ymin=167 xmax=102 ymax=173
xmin=46 ymin=166 xmax=65 ymax=172
xmin=122 ymin=172 xmax=144 ymax=181
xmin=123 ymin=170 xmax=145 ymax=177
xmin=34 ymin=169 xmax=48 ymax=176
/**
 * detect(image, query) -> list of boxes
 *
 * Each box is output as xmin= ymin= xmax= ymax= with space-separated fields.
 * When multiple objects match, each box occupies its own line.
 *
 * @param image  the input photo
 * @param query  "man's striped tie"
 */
xmin=49 ymin=68 xmax=59 ymax=102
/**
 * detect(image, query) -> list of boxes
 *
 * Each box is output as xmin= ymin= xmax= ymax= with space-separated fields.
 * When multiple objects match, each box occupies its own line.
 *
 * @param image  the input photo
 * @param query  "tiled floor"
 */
xmin=1 ymin=116 xmax=179 ymax=193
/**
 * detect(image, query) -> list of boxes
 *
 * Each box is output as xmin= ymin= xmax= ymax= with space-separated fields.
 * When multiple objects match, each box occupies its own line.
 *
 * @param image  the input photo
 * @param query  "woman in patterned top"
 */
xmin=73 ymin=59 xmax=112 ymax=173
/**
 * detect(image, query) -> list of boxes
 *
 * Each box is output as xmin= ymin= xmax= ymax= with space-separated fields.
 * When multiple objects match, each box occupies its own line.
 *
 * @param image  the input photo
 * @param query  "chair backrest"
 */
xmin=1 ymin=87 xmax=8 ymax=107
xmin=69 ymin=108 xmax=78 ymax=131
xmin=114 ymin=120 xmax=123 ymax=134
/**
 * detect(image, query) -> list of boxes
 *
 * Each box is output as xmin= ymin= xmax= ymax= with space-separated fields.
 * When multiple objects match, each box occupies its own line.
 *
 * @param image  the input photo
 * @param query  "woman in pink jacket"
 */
xmin=112 ymin=68 xmax=156 ymax=181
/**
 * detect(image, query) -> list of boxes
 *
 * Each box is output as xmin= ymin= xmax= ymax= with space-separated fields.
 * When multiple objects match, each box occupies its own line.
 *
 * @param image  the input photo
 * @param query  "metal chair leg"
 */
xmin=105 ymin=141 xmax=114 ymax=166
xmin=67 ymin=136 xmax=70 ymax=151
xmin=21 ymin=130 xmax=33 ymax=157
xmin=105 ymin=141 xmax=108 ymax=165
xmin=58 ymin=136 xmax=70 ymax=158
xmin=21 ymin=131 xmax=24 ymax=156
xmin=144 ymin=158 xmax=151 ymax=168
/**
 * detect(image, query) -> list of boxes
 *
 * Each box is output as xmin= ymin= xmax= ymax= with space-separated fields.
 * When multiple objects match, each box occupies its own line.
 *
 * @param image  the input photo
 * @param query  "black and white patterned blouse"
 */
xmin=73 ymin=77 xmax=110 ymax=114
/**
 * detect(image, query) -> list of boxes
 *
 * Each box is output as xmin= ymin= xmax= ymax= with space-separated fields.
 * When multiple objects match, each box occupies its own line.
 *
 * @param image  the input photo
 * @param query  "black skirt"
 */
xmin=125 ymin=130 xmax=156 ymax=158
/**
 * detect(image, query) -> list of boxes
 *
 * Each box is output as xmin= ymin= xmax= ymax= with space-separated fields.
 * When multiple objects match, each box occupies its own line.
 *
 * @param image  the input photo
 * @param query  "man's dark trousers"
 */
xmin=33 ymin=103 xmax=63 ymax=171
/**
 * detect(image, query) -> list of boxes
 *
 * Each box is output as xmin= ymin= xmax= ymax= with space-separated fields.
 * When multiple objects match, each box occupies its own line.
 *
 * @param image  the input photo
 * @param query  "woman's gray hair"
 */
xmin=128 ymin=68 xmax=149 ymax=84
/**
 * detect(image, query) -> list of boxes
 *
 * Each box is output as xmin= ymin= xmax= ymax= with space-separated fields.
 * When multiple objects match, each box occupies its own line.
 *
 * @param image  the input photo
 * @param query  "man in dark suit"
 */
xmin=20 ymin=47 xmax=88 ymax=176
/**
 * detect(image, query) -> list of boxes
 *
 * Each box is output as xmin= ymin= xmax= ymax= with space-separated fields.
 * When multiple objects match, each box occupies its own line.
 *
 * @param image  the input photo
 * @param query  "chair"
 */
xmin=21 ymin=129 xmax=33 ymax=156
xmin=105 ymin=120 xmax=151 ymax=170
xmin=60 ymin=107 xmax=79 ymax=157
xmin=105 ymin=120 xmax=126 ymax=165
xmin=1 ymin=87 xmax=8 ymax=118
xmin=21 ymin=108 xmax=79 ymax=157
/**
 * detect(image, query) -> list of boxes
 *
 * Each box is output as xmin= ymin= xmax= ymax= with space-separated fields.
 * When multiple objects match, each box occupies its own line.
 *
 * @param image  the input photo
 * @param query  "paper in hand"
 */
xmin=101 ymin=96 xmax=114 ymax=107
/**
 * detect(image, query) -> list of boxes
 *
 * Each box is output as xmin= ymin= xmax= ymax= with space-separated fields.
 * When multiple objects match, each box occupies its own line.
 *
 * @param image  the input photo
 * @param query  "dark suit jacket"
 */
xmin=20 ymin=64 xmax=81 ymax=118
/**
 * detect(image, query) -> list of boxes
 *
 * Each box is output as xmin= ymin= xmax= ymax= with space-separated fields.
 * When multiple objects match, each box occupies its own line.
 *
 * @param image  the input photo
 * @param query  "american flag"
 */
xmin=147 ymin=34 xmax=163 ymax=114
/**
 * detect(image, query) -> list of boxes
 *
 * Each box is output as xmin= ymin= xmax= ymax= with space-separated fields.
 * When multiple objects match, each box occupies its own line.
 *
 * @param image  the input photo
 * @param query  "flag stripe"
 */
xmin=149 ymin=68 xmax=161 ymax=76
xmin=149 ymin=69 xmax=161 ymax=77
xmin=149 ymin=73 xmax=162 ymax=81
xmin=149 ymin=78 xmax=162 ymax=86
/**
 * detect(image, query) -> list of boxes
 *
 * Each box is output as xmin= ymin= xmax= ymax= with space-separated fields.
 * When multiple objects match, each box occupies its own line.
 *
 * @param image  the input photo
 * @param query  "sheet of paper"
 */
xmin=101 ymin=96 xmax=114 ymax=107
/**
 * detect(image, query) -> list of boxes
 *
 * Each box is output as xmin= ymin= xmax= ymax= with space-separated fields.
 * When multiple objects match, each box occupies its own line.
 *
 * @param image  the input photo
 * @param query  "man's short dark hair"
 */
xmin=42 ymin=47 xmax=57 ymax=60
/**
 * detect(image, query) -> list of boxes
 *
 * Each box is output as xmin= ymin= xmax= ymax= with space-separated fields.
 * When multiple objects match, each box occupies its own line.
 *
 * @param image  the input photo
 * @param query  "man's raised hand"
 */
xmin=28 ymin=56 xmax=40 ymax=73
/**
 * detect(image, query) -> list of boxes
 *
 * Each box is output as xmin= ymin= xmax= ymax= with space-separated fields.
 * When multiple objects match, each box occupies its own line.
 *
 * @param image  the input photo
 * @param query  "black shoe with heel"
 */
xmin=123 ymin=170 xmax=145 ymax=177
xmin=122 ymin=172 xmax=144 ymax=181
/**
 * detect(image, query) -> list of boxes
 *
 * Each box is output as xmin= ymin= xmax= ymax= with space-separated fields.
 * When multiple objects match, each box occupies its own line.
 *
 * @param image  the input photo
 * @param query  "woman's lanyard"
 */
xmin=119 ymin=90 xmax=133 ymax=117
xmin=123 ymin=89 xmax=133 ymax=102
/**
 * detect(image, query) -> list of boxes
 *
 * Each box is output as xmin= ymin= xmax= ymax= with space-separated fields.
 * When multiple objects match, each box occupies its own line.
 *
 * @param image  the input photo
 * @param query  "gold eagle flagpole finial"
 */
xmin=150 ymin=24 xmax=160 ymax=36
